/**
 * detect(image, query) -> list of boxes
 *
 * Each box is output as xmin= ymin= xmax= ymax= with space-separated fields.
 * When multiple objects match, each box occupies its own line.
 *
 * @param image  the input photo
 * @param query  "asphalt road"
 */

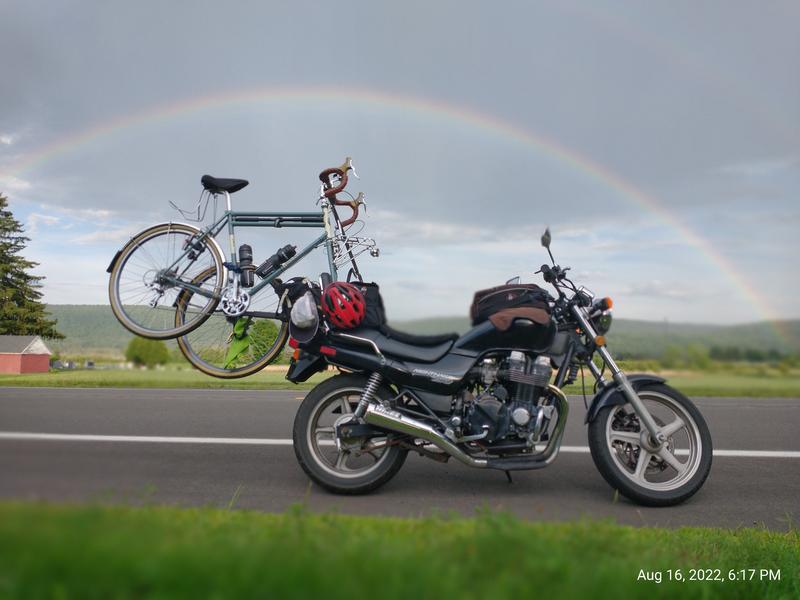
xmin=1 ymin=387 xmax=798 ymax=530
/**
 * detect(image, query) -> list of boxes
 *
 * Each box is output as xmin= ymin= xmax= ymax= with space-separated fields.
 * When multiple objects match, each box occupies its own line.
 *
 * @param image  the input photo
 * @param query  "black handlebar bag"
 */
xmin=470 ymin=284 xmax=550 ymax=326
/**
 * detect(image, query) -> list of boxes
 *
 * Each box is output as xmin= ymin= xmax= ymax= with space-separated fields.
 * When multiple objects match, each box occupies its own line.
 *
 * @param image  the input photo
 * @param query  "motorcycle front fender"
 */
xmin=286 ymin=352 xmax=327 ymax=383
xmin=584 ymin=374 xmax=666 ymax=424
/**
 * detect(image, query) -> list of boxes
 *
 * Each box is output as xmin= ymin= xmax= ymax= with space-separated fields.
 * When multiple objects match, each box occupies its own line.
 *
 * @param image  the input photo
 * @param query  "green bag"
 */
xmin=224 ymin=317 xmax=251 ymax=368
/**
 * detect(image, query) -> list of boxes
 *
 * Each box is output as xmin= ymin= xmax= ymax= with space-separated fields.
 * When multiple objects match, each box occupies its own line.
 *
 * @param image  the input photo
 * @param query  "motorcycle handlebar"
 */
xmin=540 ymin=264 xmax=569 ymax=284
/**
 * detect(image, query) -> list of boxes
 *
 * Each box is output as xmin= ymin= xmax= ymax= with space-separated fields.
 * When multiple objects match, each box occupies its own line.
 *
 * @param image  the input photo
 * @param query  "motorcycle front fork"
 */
xmin=571 ymin=304 xmax=666 ymax=444
xmin=589 ymin=346 xmax=667 ymax=444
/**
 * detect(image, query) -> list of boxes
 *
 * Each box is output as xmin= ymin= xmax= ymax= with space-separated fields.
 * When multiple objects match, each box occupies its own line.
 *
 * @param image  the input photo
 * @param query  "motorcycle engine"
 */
xmin=462 ymin=351 xmax=553 ymax=446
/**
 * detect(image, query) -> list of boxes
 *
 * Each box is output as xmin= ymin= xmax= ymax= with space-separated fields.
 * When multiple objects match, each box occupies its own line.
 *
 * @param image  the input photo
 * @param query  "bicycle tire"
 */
xmin=108 ymin=222 xmax=224 ymax=339
xmin=175 ymin=267 xmax=290 ymax=378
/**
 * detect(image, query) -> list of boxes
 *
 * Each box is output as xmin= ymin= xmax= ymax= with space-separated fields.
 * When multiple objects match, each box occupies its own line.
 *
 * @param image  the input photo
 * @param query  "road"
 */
xmin=1 ymin=387 xmax=797 ymax=530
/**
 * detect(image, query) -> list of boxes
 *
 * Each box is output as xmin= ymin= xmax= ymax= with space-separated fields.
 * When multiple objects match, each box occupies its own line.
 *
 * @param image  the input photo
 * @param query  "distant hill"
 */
xmin=390 ymin=316 xmax=800 ymax=358
xmin=44 ymin=305 xmax=800 ymax=359
xmin=45 ymin=305 xmax=148 ymax=358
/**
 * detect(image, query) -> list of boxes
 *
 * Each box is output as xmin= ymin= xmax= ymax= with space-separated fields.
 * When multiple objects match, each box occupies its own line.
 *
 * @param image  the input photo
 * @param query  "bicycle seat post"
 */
xmin=222 ymin=190 xmax=238 ymax=278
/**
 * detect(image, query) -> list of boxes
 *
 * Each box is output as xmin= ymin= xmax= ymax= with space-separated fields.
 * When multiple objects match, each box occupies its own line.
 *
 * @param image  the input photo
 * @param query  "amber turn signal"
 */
xmin=595 ymin=335 xmax=606 ymax=347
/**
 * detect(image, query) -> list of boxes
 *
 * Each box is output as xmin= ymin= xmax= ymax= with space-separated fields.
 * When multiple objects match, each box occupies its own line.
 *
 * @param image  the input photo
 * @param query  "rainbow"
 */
xmin=0 ymin=85 xmax=786 ymax=338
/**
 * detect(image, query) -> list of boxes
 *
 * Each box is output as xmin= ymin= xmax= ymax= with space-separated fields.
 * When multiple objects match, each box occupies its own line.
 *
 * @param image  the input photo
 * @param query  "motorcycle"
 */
xmin=285 ymin=229 xmax=712 ymax=506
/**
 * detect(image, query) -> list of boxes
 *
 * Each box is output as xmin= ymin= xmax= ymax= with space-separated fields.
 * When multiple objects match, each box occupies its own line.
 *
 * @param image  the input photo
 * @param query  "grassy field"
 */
xmin=1 ymin=365 xmax=799 ymax=397
xmin=0 ymin=503 xmax=796 ymax=599
xmin=0 ymin=366 xmax=331 ymax=390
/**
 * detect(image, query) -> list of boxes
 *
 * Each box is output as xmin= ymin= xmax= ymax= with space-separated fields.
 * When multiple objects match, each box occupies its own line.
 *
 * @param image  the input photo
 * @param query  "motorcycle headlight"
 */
xmin=593 ymin=310 xmax=613 ymax=335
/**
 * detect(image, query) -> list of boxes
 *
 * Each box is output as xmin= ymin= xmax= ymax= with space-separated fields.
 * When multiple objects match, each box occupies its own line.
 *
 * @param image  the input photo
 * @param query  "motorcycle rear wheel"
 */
xmin=588 ymin=383 xmax=712 ymax=506
xmin=293 ymin=374 xmax=407 ymax=494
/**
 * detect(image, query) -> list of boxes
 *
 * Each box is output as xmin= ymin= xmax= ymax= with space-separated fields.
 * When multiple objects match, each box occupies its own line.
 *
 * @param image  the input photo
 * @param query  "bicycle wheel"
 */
xmin=175 ymin=267 xmax=290 ymax=378
xmin=108 ymin=223 xmax=223 ymax=339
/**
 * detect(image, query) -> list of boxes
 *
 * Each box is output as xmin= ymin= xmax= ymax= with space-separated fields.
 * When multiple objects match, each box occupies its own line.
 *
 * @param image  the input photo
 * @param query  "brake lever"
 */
xmin=338 ymin=156 xmax=355 ymax=176
xmin=353 ymin=191 xmax=366 ymax=210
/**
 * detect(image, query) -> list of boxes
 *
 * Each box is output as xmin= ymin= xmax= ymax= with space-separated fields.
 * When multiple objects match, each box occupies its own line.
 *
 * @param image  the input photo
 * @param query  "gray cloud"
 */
xmin=2 ymin=0 xmax=798 ymax=322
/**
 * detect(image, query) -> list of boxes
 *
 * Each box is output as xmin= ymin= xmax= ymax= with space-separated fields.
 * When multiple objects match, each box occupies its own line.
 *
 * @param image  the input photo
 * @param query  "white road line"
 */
xmin=1 ymin=432 xmax=799 ymax=458
xmin=0 ymin=432 xmax=292 ymax=445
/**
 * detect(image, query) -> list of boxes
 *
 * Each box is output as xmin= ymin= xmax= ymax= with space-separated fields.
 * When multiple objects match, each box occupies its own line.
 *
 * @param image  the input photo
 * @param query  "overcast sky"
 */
xmin=1 ymin=1 xmax=798 ymax=324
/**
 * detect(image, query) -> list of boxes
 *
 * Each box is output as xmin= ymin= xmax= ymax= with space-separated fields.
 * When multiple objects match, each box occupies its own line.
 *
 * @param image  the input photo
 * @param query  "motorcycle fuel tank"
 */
xmin=454 ymin=319 xmax=556 ymax=355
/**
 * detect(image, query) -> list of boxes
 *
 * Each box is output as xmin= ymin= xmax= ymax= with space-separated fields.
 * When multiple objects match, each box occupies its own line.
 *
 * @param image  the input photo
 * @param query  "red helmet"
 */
xmin=322 ymin=282 xmax=366 ymax=330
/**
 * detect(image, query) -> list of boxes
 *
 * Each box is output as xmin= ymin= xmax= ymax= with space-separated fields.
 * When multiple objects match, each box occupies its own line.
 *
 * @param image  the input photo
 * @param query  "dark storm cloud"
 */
xmin=1 ymin=0 xmax=798 ymax=321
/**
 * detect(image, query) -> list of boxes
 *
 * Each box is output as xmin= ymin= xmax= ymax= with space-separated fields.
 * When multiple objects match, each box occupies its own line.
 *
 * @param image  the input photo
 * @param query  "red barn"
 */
xmin=0 ymin=336 xmax=53 ymax=374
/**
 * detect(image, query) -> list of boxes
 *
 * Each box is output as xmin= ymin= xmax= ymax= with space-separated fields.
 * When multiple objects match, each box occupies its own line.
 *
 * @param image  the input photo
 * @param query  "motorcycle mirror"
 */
xmin=541 ymin=227 xmax=552 ymax=249
xmin=541 ymin=227 xmax=556 ymax=265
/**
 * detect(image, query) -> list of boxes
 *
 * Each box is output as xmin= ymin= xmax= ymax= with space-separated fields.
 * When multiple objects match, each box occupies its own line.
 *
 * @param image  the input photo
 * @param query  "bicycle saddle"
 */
xmin=201 ymin=175 xmax=249 ymax=194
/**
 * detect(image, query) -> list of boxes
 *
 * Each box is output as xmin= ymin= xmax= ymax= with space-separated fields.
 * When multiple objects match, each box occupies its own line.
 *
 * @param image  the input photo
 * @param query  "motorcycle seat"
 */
xmin=379 ymin=325 xmax=459 ymax=346
xmin=201 ymin=175 xmax=249 ymax=194
xmin=347 ymin=326 xmax=458 ymax=363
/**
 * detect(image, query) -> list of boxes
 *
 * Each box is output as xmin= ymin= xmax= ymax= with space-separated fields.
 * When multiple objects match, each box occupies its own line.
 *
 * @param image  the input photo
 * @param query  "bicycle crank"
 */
xmin=220 ymin=288 xmax=251 ymax=317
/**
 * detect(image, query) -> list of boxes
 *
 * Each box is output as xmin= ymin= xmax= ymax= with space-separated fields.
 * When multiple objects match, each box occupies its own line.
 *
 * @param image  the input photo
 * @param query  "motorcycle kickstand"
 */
xmin=504 ymin=470 xmax=513 ymax=484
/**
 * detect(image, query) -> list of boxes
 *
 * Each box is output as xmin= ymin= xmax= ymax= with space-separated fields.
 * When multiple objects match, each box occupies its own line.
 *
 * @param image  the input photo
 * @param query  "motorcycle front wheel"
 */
xmin=293 ymin=374 xmax=408 ymax=495
xmin=588 ymin=383 xmax=712 ymax=506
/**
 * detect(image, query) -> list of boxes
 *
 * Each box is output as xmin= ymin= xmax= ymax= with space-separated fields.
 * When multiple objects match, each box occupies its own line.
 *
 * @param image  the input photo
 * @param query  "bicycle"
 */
xmin=107 ymin=158 xmax=377 ymax=377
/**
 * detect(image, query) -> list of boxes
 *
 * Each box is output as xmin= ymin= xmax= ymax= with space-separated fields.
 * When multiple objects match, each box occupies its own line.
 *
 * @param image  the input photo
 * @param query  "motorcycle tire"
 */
xmin=293 ymin=374 xmax=407 ymax=495
xmin=588 ymin=383 xmax=712 ymax=507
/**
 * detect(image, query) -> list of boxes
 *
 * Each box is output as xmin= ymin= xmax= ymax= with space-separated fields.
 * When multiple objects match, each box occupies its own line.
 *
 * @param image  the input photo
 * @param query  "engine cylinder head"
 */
xmin=507 ymin=353 xmax=552 ymax=404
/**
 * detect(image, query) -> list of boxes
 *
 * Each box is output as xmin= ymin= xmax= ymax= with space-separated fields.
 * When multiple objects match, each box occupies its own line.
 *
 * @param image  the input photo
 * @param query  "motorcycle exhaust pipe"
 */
xmin=363 ymin=404 xmax=488 ymax=468
xmin=363 ymin=384 xmax=570 ymax=471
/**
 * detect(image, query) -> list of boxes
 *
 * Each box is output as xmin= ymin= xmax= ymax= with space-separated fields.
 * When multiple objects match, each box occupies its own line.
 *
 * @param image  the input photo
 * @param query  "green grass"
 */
xmin=0 ymin=366 xmax=331 ymax=390
xmin=561 ymin=373 xmax=800 ymax=398
xmin=0 ymin=503 xmax=796 ymax=599
xmin=1 ymin=366 xmax=799 ymax=397
xmin=651 ymin=374 xmax=800 ymax=398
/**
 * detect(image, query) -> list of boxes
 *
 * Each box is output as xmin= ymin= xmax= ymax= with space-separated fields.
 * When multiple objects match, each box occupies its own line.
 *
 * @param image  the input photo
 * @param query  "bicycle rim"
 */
xmin=109 ymin=224 xmax=222 ymax=339
xmin=176 ymin=269 xmax=289 ymax=378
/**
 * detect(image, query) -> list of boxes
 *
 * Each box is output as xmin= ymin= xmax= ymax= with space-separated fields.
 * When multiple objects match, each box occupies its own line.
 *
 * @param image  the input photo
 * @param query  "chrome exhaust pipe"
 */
xmin=364 ymin=384 xmax=570 ymax=471
xmin=363 ymin=403 xmax=488 ymax=468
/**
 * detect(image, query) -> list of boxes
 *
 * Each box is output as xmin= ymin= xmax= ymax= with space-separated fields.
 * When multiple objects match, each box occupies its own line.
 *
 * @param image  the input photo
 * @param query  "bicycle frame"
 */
xmin=162 ymin=191 xmax=339 ymax=300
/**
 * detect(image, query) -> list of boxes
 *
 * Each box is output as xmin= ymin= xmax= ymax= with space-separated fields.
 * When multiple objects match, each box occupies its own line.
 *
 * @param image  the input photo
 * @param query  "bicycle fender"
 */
xmin=105 ymin=221 xmax=228 ymax=279
xmin=106 ymin=249 xmax=122 ymax=273
xmin=584 ymin=374 xmax=666 ymax=424
xmin=286 ymin=352 xmax=327 ymax=383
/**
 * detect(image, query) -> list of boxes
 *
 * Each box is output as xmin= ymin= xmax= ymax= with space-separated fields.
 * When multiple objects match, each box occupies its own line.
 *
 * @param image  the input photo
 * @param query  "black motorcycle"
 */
xmin=285 ymin=229 xmax=712 ymax=506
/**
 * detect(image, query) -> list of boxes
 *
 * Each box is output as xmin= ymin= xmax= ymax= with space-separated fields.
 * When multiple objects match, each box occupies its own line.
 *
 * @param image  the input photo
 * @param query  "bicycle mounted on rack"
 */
xmin=107 ymin=158 xmax=379 ymax=376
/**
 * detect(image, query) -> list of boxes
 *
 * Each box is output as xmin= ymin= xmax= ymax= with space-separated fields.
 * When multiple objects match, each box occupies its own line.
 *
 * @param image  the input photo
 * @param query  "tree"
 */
xmin=0 ymin=194 xmax=63 ymax=338
xmin=660 ymin=345 xmax=683 ymax=369
xmin=125 ymin=337 xmax=169 ymax=368
xmin=686 ymin=344 xmax=712 ymax=370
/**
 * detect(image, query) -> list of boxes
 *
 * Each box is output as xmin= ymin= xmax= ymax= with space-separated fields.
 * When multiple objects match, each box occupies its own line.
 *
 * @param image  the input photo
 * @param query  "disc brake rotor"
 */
xmin=612 ymin=410 xmax=672 ymax=473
